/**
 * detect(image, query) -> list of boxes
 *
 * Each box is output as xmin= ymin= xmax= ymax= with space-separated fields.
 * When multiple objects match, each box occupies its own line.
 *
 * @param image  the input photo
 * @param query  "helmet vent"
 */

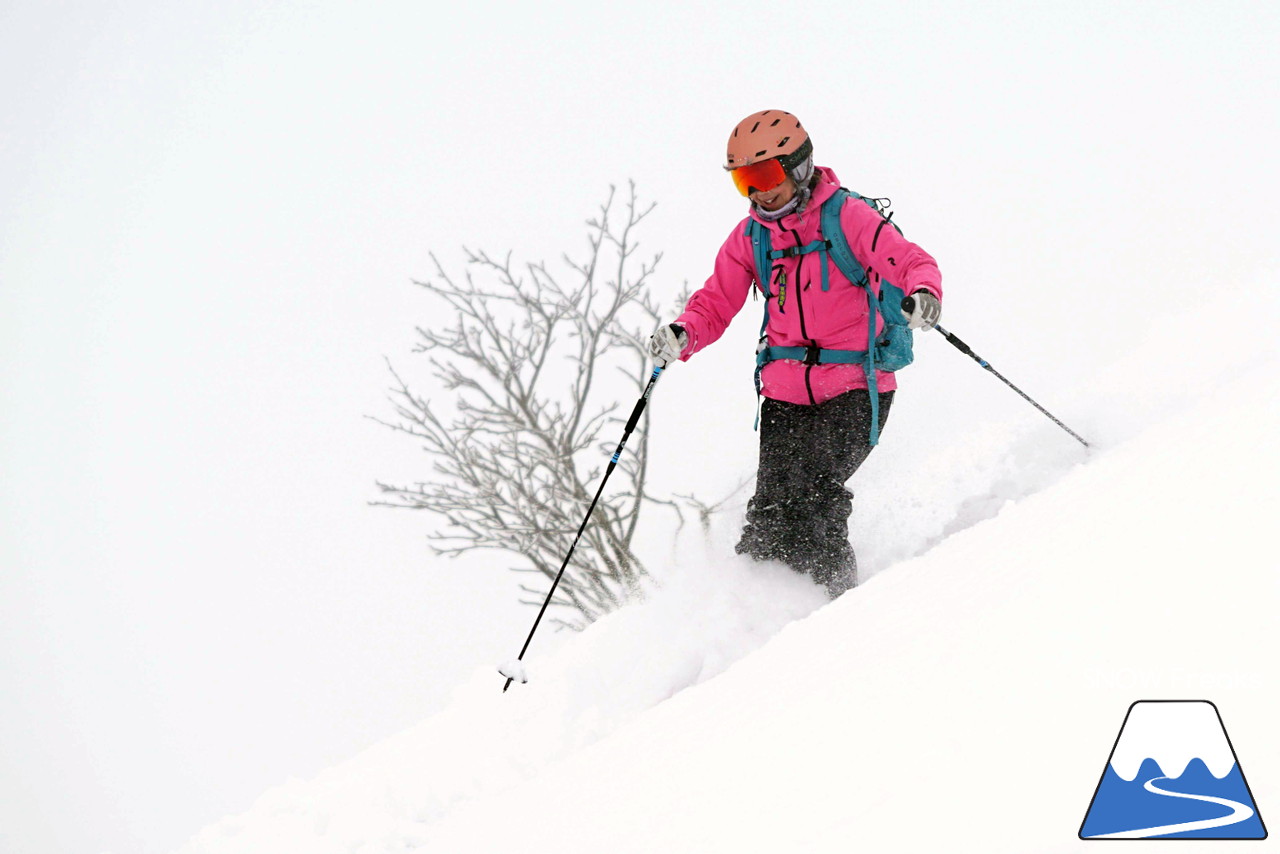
xmin=725 ymin=110 xmax=811 ymax=170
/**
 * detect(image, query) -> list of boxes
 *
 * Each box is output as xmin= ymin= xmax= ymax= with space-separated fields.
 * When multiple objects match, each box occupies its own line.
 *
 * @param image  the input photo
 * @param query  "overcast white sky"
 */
xmin=2 ymin=2 xmax=1277 ymax=853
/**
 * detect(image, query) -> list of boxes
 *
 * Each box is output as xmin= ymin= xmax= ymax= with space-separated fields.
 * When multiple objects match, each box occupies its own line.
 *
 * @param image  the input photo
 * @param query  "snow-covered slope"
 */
xmin=176 ymin=308 xmax=1279 ymax=854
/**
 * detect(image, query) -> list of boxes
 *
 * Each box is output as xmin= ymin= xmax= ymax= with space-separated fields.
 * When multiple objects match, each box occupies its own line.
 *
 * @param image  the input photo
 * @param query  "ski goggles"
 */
xmin=729 ymin=158 xmax=787 ymax=197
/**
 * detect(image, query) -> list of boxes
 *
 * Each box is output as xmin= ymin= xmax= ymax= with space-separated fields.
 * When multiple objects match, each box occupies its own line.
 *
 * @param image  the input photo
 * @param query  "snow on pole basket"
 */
xmin=498 ymin=659 xmax=528 ymax=685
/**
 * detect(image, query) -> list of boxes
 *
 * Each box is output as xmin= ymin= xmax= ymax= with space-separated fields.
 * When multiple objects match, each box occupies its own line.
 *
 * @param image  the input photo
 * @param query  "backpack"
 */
xmin=744 ymin=188 xmax=913 ymax=445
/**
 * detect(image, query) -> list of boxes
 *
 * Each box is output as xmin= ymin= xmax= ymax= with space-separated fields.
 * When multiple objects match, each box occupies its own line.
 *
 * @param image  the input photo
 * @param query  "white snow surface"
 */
xmin=176 ymin=300 xmax=1280 ymax=853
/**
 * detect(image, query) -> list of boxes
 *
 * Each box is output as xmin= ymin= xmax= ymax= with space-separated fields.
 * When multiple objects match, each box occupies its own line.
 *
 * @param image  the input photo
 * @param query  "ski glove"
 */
xmin=647 ymin=323 xmax=688 ymax=367
xmin=901 ymin=290 xmax=941 ymax=330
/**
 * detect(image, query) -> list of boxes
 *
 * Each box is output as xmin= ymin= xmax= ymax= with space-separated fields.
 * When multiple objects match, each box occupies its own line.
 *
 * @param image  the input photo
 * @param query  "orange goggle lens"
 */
xmin=730 ymin=159 xmax=786 ymax=197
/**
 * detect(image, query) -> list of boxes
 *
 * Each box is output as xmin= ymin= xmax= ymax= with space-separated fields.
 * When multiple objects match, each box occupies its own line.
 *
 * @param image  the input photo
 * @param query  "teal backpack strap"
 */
xmin=745 ymin=218 xmax=773 ymax=300
xmin=863 ymin=283 xmax=882 ymax=445
xmin=820 ymin=189 xmax=885 ymax=444
xmin=820 ymin=189 xmax=868 ymax=287
xmin=748 ymin=195 xmax=906 ymax=443
xmin=745 ymin=217 xmax=774 ymax=331
xmin=745 ymin=218 xmax=773 ymax=429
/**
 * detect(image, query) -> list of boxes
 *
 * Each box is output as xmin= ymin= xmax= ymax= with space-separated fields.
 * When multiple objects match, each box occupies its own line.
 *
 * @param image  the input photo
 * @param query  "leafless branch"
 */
xmin=373 ymin=183 xmax=671 ymax=623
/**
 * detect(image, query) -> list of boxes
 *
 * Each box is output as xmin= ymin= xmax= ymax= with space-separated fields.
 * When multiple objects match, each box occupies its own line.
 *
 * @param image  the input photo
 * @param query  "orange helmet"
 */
xmin=725 ymin=109 xmax=812 ymax=171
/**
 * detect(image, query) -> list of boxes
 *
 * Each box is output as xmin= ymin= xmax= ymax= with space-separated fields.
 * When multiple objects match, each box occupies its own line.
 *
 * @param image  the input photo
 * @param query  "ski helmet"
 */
xmin=725 ymin=110 xmax=813 ymax=172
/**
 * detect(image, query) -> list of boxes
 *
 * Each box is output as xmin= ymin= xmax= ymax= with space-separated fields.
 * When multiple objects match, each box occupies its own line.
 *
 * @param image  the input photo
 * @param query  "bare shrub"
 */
xmin=373 ymin=183 xmax=670 ymax=625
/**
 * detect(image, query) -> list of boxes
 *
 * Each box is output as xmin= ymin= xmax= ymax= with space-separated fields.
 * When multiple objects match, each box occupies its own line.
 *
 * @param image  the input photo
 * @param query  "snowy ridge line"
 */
xmin=174 ymin=301 xmax=1279 ymax=854
xmin=173 ymin=410 xmax=1095 ymax=854
xmin=172 ymin=553 xmax=832 ymax=853
xmin=418 ymin=357 xmax=1279 ymax=854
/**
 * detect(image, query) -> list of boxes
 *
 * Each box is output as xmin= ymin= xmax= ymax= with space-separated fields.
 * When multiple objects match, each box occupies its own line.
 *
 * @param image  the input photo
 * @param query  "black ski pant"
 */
xmin=735 ymin=390 xmax=893 ymax=598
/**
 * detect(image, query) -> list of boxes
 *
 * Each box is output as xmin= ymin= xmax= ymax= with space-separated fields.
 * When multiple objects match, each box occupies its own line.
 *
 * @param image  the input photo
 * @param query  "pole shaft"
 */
xmin=934 ymin=324 xmax=1089 ymax=448
xmin=503 ymin=365 xmax=665 ymax=691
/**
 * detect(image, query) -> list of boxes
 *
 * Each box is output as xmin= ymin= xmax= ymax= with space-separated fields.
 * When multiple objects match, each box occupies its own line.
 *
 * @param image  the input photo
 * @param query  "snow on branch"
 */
xmin=373 ymin=183 xmax=668 ymax=624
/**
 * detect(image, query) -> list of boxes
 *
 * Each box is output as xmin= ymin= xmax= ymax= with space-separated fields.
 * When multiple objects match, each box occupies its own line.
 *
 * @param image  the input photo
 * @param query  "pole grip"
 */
xmin=624 ymin=365 xmax=663 ymax=433
xmin=623 ymin=397 xmax=646 ymax=434
xmin=938 ymin=327 xmax=978 ymax=360
xmin=903 ymin=296 xmax=974 ymax=358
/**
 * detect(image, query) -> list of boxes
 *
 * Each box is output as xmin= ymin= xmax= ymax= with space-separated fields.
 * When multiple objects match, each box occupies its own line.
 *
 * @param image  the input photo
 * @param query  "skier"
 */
xmin=648 ymin=110 xmax=943 ymax=597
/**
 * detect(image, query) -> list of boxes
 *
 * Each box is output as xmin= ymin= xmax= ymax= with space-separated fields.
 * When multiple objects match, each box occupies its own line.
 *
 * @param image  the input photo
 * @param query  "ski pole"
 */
xmin=500 ymin=363 xmax=666 ymax=692
xmin=903 ymin=297 xmax=1089 ymax=448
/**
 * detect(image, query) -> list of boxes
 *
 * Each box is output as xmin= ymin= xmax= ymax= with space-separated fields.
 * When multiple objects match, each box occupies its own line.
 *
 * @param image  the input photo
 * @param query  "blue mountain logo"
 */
xmin=1080 ymin=700 xmax=1266 ymax=840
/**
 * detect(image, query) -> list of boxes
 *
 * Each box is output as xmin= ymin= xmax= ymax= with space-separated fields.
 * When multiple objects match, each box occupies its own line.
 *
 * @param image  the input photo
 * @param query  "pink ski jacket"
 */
xmin=675 ymin=166 xmax=942 ymax=405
